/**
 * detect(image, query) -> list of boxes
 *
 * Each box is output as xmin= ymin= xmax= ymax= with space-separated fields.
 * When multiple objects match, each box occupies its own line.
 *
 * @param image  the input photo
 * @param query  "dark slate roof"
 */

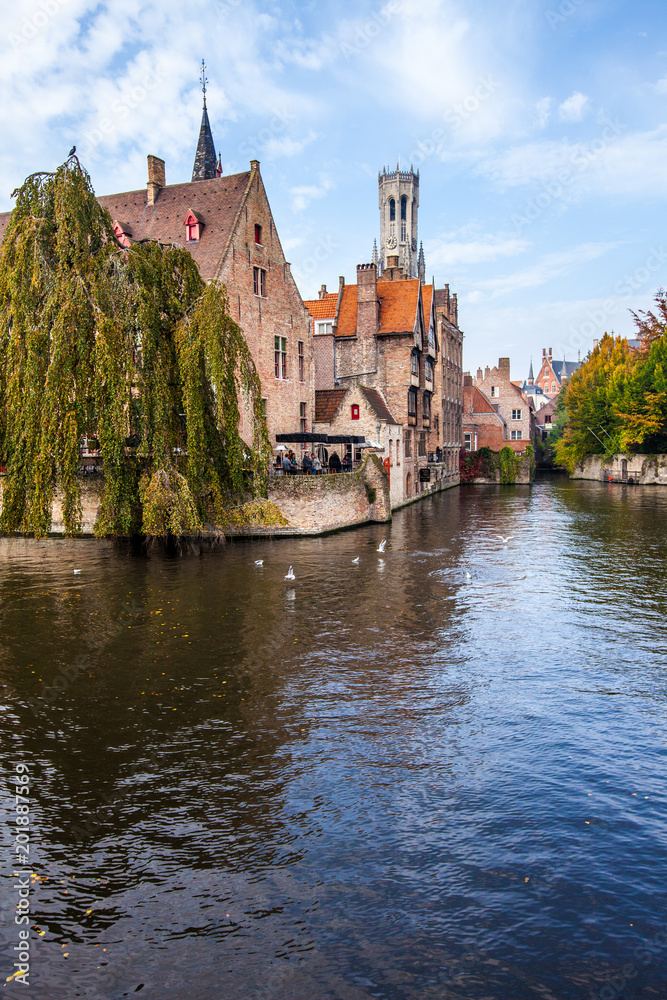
xmin=552 ymin=359 xmax=580 ymax=381
xmin=192 ymin=103 xmax=218 ymax=182
xmin=0 ymin=171 xmax=252 ymax=283
xmin=315 ymin=389 xmax=347 ymax=422
xmin=359 ymin=386 xmax=398 ymax=424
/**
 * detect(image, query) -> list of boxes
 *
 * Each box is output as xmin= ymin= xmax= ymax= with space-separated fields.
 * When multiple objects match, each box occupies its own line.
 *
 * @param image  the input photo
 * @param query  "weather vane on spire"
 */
xmin=200 ymin=59 xmax=208 ymax=108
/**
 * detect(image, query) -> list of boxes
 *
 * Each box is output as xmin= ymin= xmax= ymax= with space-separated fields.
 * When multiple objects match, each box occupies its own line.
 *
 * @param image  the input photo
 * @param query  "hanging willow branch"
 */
xmin=0 ymin=157 xmax=271 ymax=538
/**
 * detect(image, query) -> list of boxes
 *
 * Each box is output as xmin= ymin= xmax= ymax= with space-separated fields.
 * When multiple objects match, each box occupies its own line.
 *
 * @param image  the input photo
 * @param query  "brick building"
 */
xmin=534 ymin=347 xmax=580 ymax=398
xmin=462 ymin=375 xmax=506 ymax=452
xmin=473 ymin=358 xmax=536 ymax=455
xmin=0 ymin=90 xmax=315 ymax=453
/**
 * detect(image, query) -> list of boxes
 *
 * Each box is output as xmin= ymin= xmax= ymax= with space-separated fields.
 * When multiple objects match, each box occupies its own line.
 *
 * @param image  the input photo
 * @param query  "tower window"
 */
xmin=401 ymin=195 xmax=407 ymax=221
xmin=389 ymin=198 xmax=396 ymax=222
xmin=401 ymin=222 xmax=407 ymax=243
xmin=254 ymin=224 xmax=262 ymax=245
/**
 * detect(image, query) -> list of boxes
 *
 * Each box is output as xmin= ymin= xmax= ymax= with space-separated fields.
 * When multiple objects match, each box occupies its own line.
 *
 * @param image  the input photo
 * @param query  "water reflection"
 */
xmin=1 ymin=479 xmax=666 ymax=998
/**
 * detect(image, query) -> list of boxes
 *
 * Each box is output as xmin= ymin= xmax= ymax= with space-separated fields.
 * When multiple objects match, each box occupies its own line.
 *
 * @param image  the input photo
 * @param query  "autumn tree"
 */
xmin=0 ymin=157 xmax=270 ymax=538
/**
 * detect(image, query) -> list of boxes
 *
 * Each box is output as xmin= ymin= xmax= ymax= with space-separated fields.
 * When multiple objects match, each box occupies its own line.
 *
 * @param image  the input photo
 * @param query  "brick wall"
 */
xmin=475 ymin=358 xmax=534 ymax=454
xmin=217 ymin=166 xmax=315 ymax=450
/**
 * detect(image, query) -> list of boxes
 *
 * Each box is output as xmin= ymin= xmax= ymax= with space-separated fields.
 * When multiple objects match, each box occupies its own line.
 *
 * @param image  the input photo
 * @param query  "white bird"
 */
xmin=465 ymin=571 xmax=472 ymax=579
xmin=352 ymin=557 xmax=360 ymax=564
xmin=498 ymin=535 xmax=514 ymax=544
xmin=73 ymin=570 xmax=81 ymax=575
xmin=254 ymin=559 xmax=264 ymax=566
xmin=377 ymin=540 xmax=387 ymax=553
xmin=285 ymin=566 xmax=295 ymax=580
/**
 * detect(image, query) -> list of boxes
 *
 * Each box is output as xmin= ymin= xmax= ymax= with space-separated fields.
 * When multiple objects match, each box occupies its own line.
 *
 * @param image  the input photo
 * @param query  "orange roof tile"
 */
xmin=335 ymin=278 xmax=421 ymax=337
xmin=303 ymin=295 xmax=337 ymax=321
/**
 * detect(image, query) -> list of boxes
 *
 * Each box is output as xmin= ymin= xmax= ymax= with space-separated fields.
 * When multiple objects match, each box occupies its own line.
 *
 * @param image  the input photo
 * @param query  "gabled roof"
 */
xmin=552 ymin=359 xmax=580 ymax=380
xmin=304 ymin=295 xmax=337 ymax=321
xmin=470 ymin=386 xmax=498 ymax=414
xmin=336 ymin=277 xmax=422 ymax=338
xmin=96 ymin=172 xmax=252 ymax=282
xmin=315 ymin=389 xmax=347 ymax=422
xmin=359 ymin=386 xmax=398 ymax=424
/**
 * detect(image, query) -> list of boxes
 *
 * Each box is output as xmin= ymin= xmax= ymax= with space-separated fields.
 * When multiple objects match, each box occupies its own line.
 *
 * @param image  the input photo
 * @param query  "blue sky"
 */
xmin=1 ymin=0 xmax=666 ymax=377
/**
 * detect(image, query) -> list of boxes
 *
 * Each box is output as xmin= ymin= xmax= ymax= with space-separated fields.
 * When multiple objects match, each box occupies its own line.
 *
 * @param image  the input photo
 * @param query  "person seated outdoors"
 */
xmin=329 ymin=450 xmax=341 ymax=473
xmin=341 ymin=453 xmax=352 ymax=472
xmin=282 ymin=454 xmax=296 ymax=474
xmin=312 ymin=453 xmax=322 ymax=474
xmin=302 ymin=452 xmax=313 ymax=474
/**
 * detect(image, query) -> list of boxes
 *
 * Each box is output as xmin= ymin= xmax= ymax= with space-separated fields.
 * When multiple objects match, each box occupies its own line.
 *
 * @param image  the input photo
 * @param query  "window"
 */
xmin=274 ymin=336 xmax=287 ymax=379
xmin=425 ymin=359 xmax=434 ymax=382
xmin=401 ymin=222 xmax=407 ymax=243
xmin=351 ymin=404 xmax=360 ymax=420
xmin=401 ymin=196 xmax=407 ymax=221
xmin=316 ymin=321 xmax=333 ymax=335
xmin=254 ymin=223 xmax=262 ymax=245
xmin=405 ymin=433 xmax=412 ymax=457
xmin=423 ymin=393 xmax=431 ymax=421
xmin=511 ymin=408 xmax=522 ymax=420
xmin=389 ymin=198 xmax=396 ymax=222
xmin=184 ymin=211 xmax=201 ymax=242
xmin=407 ymin=390 xmax=417 ymax=417
xmin=545 ymin=414 xmax=552 ymax=425
xmin=418 ymin=432 xmax=427 ymax=457
xmin=464 ymin=432 xmax=472 ymax=451
xmin=253 ymin=267 xmax=266 ymax=297
xmin=511 ymin=430 xmax=523 ymax=440
xmin=551 ymin=382 xmax=556 ymax=393
xmin=298 ymin=341 xmax=304 ymax=382
xmin=490 ymin=386 xmax=499 ymax=397
xmin=300 ymin=402 xmax=307 ymax=435
xmin=396 ymin=440 xmax=400 ymax=466
xmin=411 ymin=352 xmax=419 ymax=377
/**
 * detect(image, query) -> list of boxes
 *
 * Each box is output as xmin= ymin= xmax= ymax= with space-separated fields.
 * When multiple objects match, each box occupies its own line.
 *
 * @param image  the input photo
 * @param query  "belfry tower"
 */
xmin=378 ymin=165 xmax=420 ymax=278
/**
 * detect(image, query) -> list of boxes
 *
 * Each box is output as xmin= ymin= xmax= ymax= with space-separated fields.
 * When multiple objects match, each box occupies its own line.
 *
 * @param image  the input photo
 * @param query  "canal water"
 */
xmin=1 ymin=478 xmax=666 ymax=1000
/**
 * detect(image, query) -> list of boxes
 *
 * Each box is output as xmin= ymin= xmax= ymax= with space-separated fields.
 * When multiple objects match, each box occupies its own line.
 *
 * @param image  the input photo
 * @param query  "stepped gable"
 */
xmin=315 ymin=388 xmax=347 ymax=422
xmin=97 ymin=172 xmax=251 ymax=282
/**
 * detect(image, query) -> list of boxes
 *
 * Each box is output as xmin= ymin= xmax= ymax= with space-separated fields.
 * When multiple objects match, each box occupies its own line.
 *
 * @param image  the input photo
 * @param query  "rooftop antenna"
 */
xmin=200 ymin=58 xmax=208 ymax=109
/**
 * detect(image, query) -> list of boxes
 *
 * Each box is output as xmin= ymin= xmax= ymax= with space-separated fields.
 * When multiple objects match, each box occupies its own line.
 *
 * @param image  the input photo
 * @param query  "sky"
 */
xmin=1 ymin=0 xmax=667 ymax=378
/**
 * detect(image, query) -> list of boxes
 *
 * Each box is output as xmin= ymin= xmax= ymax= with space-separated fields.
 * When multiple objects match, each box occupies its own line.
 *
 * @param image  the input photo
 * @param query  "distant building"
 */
xmin=522 ymin=358 xmax=551 ymax=410
xmin=462 ymin=376 xmax=506 ymax=452
xmin=534 ymin=347 xmax=580 ymax=398
xmin=472 ymin=358 xmax=536 ymax=455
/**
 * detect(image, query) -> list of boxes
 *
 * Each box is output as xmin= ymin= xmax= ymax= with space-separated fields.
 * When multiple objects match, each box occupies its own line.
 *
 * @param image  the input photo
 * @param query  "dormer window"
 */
xmin=184 ymin=209 xmax=203 ymax=242
xmin=113 ymin=221 xmax=132 ymax=248
xmin=254 ymin=223 xmax=262 ymax=245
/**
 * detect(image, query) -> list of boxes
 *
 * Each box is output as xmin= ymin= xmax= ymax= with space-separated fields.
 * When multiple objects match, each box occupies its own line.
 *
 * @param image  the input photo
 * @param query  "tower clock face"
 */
xmin=411 ymin=238 xmax=417 ymax=252
xmin=386 ymin=235 xmax=397 ymax=249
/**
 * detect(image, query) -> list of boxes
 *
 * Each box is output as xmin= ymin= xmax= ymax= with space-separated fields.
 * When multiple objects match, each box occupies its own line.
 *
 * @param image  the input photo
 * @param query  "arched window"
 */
xmin=401 ymin=196 xmax=407 ymax=221
xmin=389 ymin=198 xmax=396 ymax=222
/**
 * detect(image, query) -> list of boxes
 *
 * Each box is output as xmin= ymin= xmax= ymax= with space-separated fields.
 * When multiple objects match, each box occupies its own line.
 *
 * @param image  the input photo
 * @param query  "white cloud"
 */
xmin=425 ymin=233 xmax=530 ymax=269
xmin=463 ymin=242 xmax=619 ymax=301
xmin=265 ymin=131 xmax=317 ymax=159
xmin=558 ymin=92 xmax=590 ymax=122
xmin=534 ymin=97 xmax=552 ymax=129
xmin=290 ymin=174 xmax=335 ymax=211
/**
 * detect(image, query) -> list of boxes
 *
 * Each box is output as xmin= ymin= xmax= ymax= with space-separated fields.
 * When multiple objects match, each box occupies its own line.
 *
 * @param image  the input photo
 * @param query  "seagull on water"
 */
xmin=377 ymin=540 xmax=387 ymax=553
xmin=73 ymin=569 xmax=81 ymax=575
xmin=498 ymin=535 xmax=514 ymax=544
xmin=465 ymin=571 xmax=472 ymax=579
xmin=254 ymin=559 xmax=264 ymax=566
xmin=352 ymin=556 xmax=360 ymax=564
xmin=285 ymin=566 xmax=295 ymax=580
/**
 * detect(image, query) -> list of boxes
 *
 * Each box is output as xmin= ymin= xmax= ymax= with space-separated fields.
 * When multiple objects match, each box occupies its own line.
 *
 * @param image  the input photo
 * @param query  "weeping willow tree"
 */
xmin=0 ymin=157 xmax=270 ymax=538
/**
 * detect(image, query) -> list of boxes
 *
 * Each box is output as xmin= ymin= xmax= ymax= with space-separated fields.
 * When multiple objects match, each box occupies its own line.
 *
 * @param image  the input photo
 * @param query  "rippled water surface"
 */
xmin=1 ymin=477 xmax=666 ymax=999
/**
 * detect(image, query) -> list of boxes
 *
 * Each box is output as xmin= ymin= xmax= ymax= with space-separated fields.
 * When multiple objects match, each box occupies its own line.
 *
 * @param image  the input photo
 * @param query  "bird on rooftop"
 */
xmin=377 ymin=540 xmax=387 ymax=553
xmin=285 ymin=566 xmax=295 ymax=580
xmin=68 ymin=145 xmax=76 ymax=157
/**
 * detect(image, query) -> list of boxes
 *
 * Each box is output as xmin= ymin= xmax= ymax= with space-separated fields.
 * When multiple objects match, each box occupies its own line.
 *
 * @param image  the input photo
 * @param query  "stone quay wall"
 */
xmin=570 ymin=453 xmax=667 ymax=485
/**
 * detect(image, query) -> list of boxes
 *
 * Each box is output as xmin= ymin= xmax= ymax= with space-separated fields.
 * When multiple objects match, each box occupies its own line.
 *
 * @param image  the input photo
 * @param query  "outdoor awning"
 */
xmin=275 ymin=432 xmax=366 ymax=445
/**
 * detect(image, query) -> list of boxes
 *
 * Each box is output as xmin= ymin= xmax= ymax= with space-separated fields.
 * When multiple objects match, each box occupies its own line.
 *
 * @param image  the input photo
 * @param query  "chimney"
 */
xmin=477 ymin=367 xmax=483 ymax=380
xmin=485 ymin=366 xmax=490 ymax=377
xmin=318 ymin=284 xmax=328 ymax=299
xmin=498 ymin=357 xmax=510 ymax=375
xmin=147 ymin=155 xmax=165 ymax=206
xmin=356 ymin=263 xmax=379 ymax=338
xmin=542 ymin=348 xmax=546 ymax=358
xmin=464 ymin=373 xmax=473 ymax=386
xmin=452 ymin=292 xmax=458 ymax=326
xmin=549 ymin=347 xmax=553 ymax=360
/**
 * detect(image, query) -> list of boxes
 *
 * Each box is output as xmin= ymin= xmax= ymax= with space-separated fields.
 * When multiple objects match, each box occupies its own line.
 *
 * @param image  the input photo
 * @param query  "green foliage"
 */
xmin=498 ymin=445 xmax=520 ymax=484
xmin=0 ymin=157 xmax=270 ymax=538
xmin=217 ymin=499 xmax=290 ymax=528
xmin=364 ymin=482 xmax=377 ymax=505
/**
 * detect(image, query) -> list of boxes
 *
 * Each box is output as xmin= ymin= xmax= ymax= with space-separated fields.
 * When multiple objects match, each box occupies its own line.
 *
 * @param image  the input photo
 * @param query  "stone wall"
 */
xmin=570 ymin=453 xmax=667 ymax=484
xmin=265 ymin=454 xmax=391 ymax=534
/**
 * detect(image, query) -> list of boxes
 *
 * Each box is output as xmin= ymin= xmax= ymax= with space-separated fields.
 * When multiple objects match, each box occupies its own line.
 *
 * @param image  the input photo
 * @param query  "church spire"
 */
xmin=528 ymin=357 xmax=534 ymax=385
xmin=372 ymin=238 xmax=378 ymax=267
xmin=192 ymin=60 xmax=218 ymax=182
xmin=417 ymin=241 xmax=425 ymax=284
